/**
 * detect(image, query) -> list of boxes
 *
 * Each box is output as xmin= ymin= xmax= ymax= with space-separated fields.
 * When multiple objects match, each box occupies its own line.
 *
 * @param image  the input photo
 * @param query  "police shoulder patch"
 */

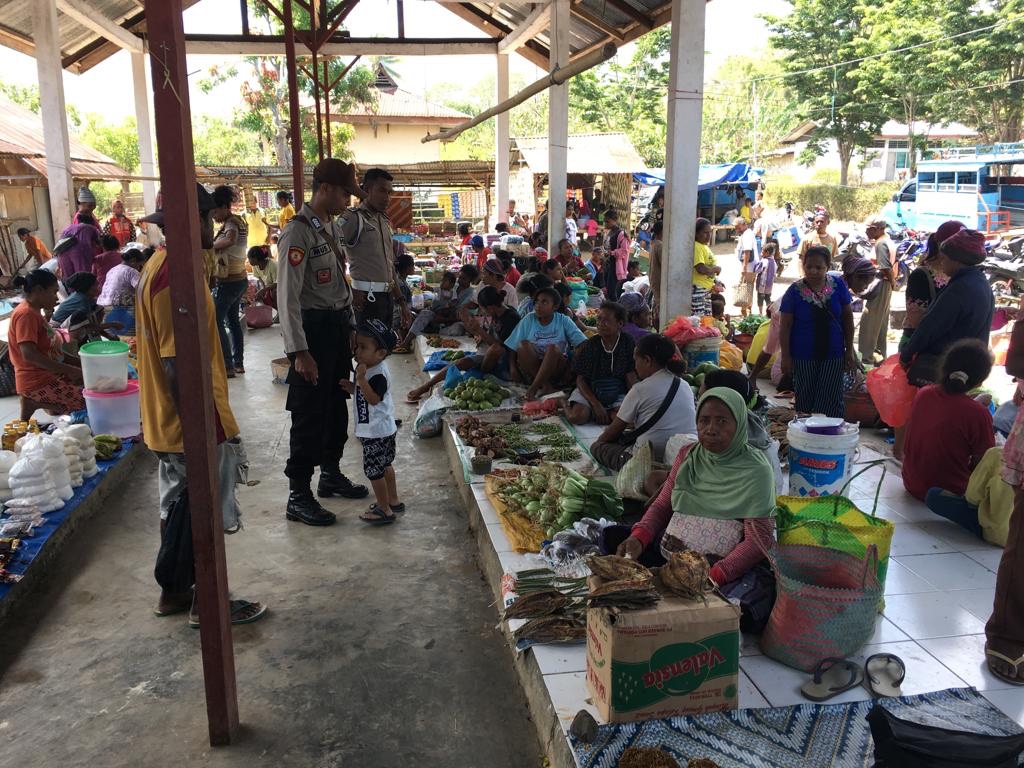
xmin=288 ymin=247 xmax=305 ymax=266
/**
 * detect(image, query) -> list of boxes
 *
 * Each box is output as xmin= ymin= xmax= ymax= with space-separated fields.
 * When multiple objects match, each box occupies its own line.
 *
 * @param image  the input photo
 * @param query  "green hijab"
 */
xmin=671 ymin=387 xmax=775 ymax=520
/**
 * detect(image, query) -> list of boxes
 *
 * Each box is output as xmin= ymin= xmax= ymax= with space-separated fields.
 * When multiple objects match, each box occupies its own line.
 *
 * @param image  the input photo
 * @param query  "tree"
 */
xmin=765 ymin=0 xmax=886 ymax=184
xmin=0 ymin=80 xmax=81 ymax=128
xmin=191 ymin=115 xmax=267 ymax=166
xmin=78 ymin=114 xmax=140 ymax=174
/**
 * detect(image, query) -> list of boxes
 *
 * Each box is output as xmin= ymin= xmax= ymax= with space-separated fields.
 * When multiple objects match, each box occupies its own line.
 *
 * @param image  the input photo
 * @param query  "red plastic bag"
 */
xmin=663 ymin=315 xmax=719 ymax=347
xmin=866 ymin=355 xmax=917 ymax=427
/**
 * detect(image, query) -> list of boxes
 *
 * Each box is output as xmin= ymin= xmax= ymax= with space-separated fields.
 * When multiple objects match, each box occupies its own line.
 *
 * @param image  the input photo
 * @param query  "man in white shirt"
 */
xmin=734 ymin=217 xmax=758 ymax=316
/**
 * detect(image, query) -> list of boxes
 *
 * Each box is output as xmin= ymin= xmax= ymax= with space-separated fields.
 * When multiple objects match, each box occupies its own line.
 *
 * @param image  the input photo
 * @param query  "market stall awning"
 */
xmin=510 ymin=133 xmax=645 ymax=176
xmin=634 ymin=163 xmax=762 ymax=190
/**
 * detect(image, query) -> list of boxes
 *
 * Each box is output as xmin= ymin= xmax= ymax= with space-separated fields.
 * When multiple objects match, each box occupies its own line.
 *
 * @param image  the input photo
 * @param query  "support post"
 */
xmin=547 ymin=0 xmax=569 ymax=254
xmin=145 ymin=0 xmax=239 ymax=746
xmin=661 ymin=0 xmax=706 ymax=320
xmin=131 ymin=51 xmax=159 ymax=242
xmin=32 ymin=0 xmax=74 ymax=240
xmin=283 ymin=0 xmax=305 ymax=199
xmin=495 ymin=53 xmax=510 ymax=228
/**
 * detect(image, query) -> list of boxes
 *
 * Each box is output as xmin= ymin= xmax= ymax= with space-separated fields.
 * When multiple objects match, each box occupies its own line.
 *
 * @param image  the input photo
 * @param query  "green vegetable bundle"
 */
xmin=736 ymin=314 xmax=768 ymax=335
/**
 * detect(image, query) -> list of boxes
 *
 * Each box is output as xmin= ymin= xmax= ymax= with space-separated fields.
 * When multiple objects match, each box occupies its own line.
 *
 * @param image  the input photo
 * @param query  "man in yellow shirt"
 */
xmin=136 ymin=186 xmax=266 ymax=627
xmin=244 ymin=198 xmax=269 ymax=249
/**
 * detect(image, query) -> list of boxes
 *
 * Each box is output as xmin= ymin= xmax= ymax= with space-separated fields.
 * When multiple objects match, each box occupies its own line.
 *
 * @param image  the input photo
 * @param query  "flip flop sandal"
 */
xmin=800 ymin=657 xmax=864 ymax=702
xmin=390 ymin=503 xmax=406 ymax=514
xmin=865 ymin=653 xmax=906 ymax=697
xmin=360 ymin=504 xmax=396 ymax=526
xmin=405 ymin=395 xmax=423 ymax=404
xmin=985 ymin=646 xmax=1024 ymax=687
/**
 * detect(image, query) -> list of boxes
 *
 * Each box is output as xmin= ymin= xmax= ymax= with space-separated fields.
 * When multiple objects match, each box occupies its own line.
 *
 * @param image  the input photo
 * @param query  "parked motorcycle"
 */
xmin=983 ymin=235 xmax=1024 ymax=301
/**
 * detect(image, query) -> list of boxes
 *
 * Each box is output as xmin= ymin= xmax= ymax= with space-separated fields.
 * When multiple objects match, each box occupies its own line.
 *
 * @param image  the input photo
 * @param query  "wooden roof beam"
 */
xmin=0 ymin=24 xmax=35 ymax=57
xmin=182 ymin=34 xmax=501 ymax=56
xmin=56 ymin=0 xmax=144 ymax=53
xmin=569 ymin=1 xmax=624 ymax=39
xmin=498 ymin=1 xmax=550 ymax=53
xmin=443 ymin=3 xmax=550 ymax=69
xmin=604 ymin=0 xmax=652 ymax=29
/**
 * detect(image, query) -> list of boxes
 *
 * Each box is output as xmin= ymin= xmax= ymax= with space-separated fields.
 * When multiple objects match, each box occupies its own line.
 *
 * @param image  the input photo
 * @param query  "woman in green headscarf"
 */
xmin=616 ymin=388 xmax=776 ymax=589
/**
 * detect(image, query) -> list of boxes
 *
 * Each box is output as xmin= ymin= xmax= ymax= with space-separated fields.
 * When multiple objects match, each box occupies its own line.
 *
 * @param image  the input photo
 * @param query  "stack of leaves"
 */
xmin=585 ymin=555 xmax=661 ymax=610
xmin=659 ymin=550 xmax=712 ymax=601
xmin=502 ymin=570 xmax=588 ymax=645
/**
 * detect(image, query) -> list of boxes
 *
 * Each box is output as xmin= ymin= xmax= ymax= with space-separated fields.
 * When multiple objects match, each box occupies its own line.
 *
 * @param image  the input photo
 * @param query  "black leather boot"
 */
xmin=286 ymin=489 xmax=337 ymax=526
xmin=317 ymin=469 xmax=369 ymax=499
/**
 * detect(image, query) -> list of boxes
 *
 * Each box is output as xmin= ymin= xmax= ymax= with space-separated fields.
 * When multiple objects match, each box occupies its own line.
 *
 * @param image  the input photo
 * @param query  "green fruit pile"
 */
xmin=681 ymin=362 xmax=719 ymax=400
xmin=443 ymin=378 xmax=512 ymax=411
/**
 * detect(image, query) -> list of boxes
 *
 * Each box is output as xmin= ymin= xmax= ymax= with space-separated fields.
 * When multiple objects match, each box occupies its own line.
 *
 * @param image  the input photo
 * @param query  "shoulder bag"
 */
xmin=591 ymin=377 xmax=680 ymax=471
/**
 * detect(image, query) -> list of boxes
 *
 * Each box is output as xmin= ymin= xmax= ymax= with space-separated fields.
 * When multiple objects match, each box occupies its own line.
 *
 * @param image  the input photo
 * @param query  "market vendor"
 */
xmin=618 ymin=292 xmax=652 ymax=342
xmin=556 ymin=238 xmax=585 ymax=276
xmin=504 ymin=286 xmax=587 ymax=401
xmin=96 ymin=245 xmax=149 ymax=336
xmin=566 ymin=302 xmax=637 ymax=426
xmin=590 ymin=333 xmax=695 ymax=470
xmin=479 ymin=259 xmax=518 ymax=309
xmin=8 ymin=270 xmax=85 ymax=415
xmin=394 ymin=264 xmax=477 ymax=353
xmin=611 ymin=387 xmax=776 ymax=625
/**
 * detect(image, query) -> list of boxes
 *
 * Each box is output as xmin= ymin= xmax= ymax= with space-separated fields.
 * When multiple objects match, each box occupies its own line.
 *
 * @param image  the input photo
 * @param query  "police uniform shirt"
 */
xmin=340 ymin=203 xmax=395 ymax=285
xmin=277 ymin=202 xmax=353 ymax=354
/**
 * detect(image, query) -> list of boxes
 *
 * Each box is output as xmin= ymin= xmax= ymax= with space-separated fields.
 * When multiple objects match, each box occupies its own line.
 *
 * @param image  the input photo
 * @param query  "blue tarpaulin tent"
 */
xmin=633 ymin=163 xmax=762 ymax=190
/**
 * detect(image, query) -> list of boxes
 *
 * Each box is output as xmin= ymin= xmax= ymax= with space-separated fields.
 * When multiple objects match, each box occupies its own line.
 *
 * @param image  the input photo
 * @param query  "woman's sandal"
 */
xmin=360 ymin=504 xmax=396 ymax=526
xmin=985 ymin=645 xmax=1024 ymax=686
xmin=800 ymin=657 xmax=864 ymax=702
xmin=390 ymin=502 xmax=406 ymax=515
xmin=864 ymin=653 xmax=905 ymax=697
xmin=188 ymin=598 xmax=268 ymax=628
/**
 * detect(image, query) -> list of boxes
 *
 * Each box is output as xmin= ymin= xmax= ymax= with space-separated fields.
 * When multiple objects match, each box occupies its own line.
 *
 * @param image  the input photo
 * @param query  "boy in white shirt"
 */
xmin=341 ymin=319 xmax=402 ymax=525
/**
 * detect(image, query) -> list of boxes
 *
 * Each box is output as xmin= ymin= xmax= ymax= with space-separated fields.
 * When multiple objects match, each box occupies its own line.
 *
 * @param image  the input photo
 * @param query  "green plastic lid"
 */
xmin=79 ymin=341 xmax=130 ymax=356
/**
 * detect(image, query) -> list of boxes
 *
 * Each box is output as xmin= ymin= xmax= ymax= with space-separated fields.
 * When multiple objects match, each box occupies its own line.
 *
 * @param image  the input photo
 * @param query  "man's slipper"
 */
xmin=800 ymin=657 xmax=864 ymax=702
xmin=390 ymin=502 xmax=406 ymax=515
xmin=360 ymin=504 xmax=396 ymax=526
xmin=986 ymin=646 xmax=1024 ymax=686
xmin=865 ymin=653 xmax=906 ymax=697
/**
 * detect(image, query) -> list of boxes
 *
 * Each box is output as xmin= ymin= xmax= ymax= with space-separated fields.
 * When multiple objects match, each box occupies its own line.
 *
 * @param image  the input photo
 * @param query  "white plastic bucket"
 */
xmin=683 ymin=336 xmax=722 ymax=370
xmin=84 ymin=381 xmax=140 ymax=438
xmin=78 ymin=340 xmax=129 ymax=393
xmin=787 ymin=418 xmax=860 ymax=497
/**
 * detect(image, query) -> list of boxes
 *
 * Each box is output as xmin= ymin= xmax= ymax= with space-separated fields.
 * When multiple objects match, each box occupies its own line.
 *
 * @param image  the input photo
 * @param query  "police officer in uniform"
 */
xmin=337 ymin=167 xmax=412 ymax=328
xmin=278 ymin=158 xmax=369 ymax=526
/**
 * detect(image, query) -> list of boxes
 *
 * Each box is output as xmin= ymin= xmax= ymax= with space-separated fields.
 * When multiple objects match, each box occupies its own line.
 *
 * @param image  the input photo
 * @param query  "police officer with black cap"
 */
xmin=277 ymin=158 xmax=369 ymax=526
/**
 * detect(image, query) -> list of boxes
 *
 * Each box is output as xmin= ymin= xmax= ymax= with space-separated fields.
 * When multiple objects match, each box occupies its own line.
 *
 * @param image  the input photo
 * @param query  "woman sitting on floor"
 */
xmin=608 ymin=387 xmax=776 ymax=628
xmin=566 ymin=301 xmax=637 ymax=426
xmin=590 ymin=333 xmax=694 ymax=470
xmin=8 ymin=270 xmax=86 ymax=416
xmin=903 ymin=338 xmax=995 ymax=502
xmin=618 ymin=292 xmax=652 ymax=342
xmin=504 ymin=286 xmax=587 ymax=401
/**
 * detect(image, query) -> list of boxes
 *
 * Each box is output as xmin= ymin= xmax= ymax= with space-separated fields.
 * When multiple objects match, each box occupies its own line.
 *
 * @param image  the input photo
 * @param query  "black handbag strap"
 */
xmin=622 ymin=376 xmax=680 ymax=446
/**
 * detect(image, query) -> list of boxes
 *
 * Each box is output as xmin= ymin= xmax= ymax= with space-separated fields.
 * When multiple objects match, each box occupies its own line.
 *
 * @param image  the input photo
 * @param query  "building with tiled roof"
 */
xmin=331 ymin=64 xmax=472 ymax=165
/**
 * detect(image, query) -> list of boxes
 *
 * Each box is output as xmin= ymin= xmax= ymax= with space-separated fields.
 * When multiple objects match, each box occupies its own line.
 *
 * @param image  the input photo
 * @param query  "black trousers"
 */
xmin=355 ymin=291 xmax=394 ymax=327
xmin=285 ymin=308 xmax=352 ymax=484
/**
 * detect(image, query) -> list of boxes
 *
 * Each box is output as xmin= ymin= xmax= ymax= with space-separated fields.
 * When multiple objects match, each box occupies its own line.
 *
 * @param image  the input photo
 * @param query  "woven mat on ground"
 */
xmin=570 ymin=688 xmax=1023 ymax=768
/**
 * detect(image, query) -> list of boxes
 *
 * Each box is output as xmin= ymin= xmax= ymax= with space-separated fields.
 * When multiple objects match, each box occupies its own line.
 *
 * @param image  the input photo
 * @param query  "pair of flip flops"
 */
xmin=800 ymin=654 xmax=905 ymax=702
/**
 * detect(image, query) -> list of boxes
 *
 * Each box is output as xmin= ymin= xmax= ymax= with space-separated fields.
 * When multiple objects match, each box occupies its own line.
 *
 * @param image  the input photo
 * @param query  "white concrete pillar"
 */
xmin=661 ymin=0 xmax=706 ymax=320
xmin=495 ymin=53 xmax=510 ymax=228
xmin=32 ymin=0 xmax=74 ymax=239
xmin=131 ymin=51 xmax=160 ymax=243
xmin=547 ymin=0 xmax=569 ymax=253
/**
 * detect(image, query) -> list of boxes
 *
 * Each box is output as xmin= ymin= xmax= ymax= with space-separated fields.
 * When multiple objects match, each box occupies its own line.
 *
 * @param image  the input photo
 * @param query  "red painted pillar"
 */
xmin=283 ymin=0 xmax=305 ymax=200
xmin=145 ymin=0 xmax=239 ymax=747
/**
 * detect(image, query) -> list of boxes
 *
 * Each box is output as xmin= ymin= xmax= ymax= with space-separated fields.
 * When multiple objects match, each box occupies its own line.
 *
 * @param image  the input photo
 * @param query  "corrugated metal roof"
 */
xmin=510 ymin=133 xmax=645 ymax=175
xmin=195 ymin=160 xmax=494 ymax=189
xmin=0 ymin=95 xmax=129 ymax=180
xmin=332 ymin=88 xmax=471 ymax=123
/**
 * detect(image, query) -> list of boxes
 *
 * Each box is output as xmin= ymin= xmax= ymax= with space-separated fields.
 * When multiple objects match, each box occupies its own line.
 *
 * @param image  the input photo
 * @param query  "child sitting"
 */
xmin=341 ymin=319 xmax=403 ymax=526
xmin=505 ymin=286 xmax=588 ymax=400
xmin=395 ymin=265 xmax=477 ymax=352
xmin=709 ymin=293 xmax=730 ymax=337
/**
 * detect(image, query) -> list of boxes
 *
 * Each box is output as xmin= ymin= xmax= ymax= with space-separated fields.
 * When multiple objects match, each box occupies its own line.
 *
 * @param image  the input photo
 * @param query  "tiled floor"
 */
xmin=466 ymin=429 xmax=1024 ymax=751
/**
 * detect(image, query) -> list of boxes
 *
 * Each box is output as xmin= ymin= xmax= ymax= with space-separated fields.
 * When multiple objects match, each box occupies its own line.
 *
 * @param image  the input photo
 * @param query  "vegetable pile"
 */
xmin=680 ymin=361 xmax=718 ymax=400
xmin=93 ymin=434 xmax=122 ymax=461
xmin=455 ymin=416 xmax=512 ymax=458
xmin=426 ymin=335 xmax=461 ymax=349
xmin=736 ymin=314 xmax=768 ymax=335
xmin=444 ymin=378 xmax=511 ymax=411
xmin=440 ymin=350 xmax=467 ymax=361
xmin=456 ymin=417 xmax=585 ymax=463
xmin=491 ymin=464 xmax=622 ymax=539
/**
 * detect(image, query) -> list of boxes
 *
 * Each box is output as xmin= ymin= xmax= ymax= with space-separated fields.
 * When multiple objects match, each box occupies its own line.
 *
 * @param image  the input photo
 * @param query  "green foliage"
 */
xmin=89 ymin=181 xmax=126 ymax=217
xmin=191 ymin=115 xmax=267 ymax=166
xmin=0 ymin=80 xmax=81 ymax=128
xmin=78 ymin=114 xmax=140 ymax=174
xmin=764 ymin=179 xmax=898 ymax=221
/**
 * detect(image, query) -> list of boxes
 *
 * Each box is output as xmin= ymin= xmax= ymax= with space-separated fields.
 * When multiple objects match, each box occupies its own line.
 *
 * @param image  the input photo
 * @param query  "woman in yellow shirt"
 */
xmin=276 ymin=190 xmax=296 ymax=231
xmin=692 ymin=218 xmax=720 ymax=316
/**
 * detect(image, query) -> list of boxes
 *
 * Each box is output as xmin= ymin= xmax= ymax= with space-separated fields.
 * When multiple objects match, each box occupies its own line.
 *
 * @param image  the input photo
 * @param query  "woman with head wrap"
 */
xmin=840 ymin=254 xmax=878 ymax=296
xmin=899 ymin=229 xmax=994 ymax=386
xmin=902 ymin=220 xmax=965 ymax=350
xmin=618 ymin=292 xmax=652 ymax=342
xmin=611 ymin=388 xmax=776 ymax=627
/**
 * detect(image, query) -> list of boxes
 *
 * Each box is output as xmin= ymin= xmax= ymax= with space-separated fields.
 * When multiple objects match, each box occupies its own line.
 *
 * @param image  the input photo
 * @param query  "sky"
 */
xmin=0 ymin=0 xmax=790 ymax=124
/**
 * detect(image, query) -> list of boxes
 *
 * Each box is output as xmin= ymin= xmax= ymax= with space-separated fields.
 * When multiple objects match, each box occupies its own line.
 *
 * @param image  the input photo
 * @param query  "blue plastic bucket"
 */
xmin=683 ymin=337 xmax=721 ymax=370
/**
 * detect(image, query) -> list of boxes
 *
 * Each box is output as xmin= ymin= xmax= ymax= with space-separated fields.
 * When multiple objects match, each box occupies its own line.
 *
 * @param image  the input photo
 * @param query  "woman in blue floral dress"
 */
xmin=779 ymin=245 xmax=857 ymax=417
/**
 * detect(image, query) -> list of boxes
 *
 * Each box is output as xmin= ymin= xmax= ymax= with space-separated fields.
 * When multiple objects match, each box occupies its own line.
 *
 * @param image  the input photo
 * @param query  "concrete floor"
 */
xmin=0 ymin=327 xmax=541 ymax=767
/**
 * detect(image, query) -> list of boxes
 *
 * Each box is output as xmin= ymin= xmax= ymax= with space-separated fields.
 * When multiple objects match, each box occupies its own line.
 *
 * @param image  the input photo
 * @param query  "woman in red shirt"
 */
xmin=8 ymin=270 xmax=85 ymax=415
xmin=902 ymin=339 xmax=995 ymax=501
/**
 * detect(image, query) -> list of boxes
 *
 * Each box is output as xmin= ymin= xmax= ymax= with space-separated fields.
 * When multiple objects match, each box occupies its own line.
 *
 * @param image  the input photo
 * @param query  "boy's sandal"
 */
xmin=800 ymin=657 xmax=864 ymax=702
xmin=360 ymin=504 xmax=396 ymax=526
xmin=188 ymin=599 xmax=268 ymax=628
xmin=986 ymin=645 xmax=1024 ymax=686
xmin=864 ymin=653 xmax=905 ymax=697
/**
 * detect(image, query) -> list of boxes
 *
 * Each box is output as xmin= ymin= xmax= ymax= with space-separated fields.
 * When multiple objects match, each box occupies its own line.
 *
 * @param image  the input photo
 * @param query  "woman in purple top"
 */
xmin=57 ymin=222 xmax=101 ymax=277
xmin=618 ymin=292 xmax=652 ymax=342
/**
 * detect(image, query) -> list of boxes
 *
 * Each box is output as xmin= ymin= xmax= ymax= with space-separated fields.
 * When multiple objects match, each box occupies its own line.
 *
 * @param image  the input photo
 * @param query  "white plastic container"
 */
xmin=83 ymin=381 xmax=140 ymax=438
xmin=78 ymin=340 xmax=130 ymax=393
xmin=787 ymin=418 xmax=860 ymax=497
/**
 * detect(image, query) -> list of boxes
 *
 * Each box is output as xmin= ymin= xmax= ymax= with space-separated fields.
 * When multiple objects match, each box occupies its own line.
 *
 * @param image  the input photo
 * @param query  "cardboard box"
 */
xmin=585 ymin=591 xmax=740 ymax=723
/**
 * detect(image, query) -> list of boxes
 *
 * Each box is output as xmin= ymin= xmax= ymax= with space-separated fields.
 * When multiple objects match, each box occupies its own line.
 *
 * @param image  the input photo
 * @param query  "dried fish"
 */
xmin=660 ymin=550 xmax=712 ymax=600
xmin=512 ymin=615 xmax=586 ymax=644
xmin=585 ymin=554 xmax=653 ymax=583
xmin=586 ymin=577 xmax=661 ymax=609
xmin=500 ymin=589 xmax=569 ymax=621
